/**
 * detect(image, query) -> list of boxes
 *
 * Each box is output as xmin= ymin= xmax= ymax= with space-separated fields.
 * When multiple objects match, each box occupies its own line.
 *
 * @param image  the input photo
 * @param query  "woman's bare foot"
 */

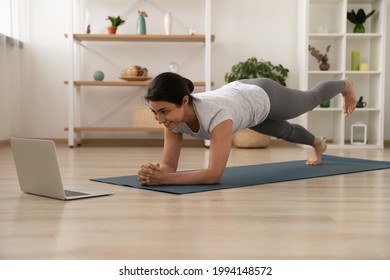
xmin=342 ymin=78 xmax=357 ymax=116
xmin=306 ymin=137 xmax=327 ymax=165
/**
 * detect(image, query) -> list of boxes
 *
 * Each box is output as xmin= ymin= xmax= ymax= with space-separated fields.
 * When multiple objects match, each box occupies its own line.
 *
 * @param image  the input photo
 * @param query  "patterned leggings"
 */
xmin=241 ymin=78 xmax=345 ymax=146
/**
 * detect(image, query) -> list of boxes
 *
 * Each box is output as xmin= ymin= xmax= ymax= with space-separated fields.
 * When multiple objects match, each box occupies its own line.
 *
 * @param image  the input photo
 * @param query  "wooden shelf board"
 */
xmin=309 ymin=33 xmax=344 ymax=39
xmin=64 ymin=80 xmax=150 ymax=86
xmin=309 ymin=70 xmax=381 ymax=75
xmin=308 ymin=71 xmax=344 ymax=74
xmin=312 ymin=108 xmax=342 ymax=112
xmin=309 ymin=33 xmax=381 ymax=39
xmin=346 ymin=33 xmax=382 ymax=38
xmin=345 ymin=71 xmax=381 ymax=75
xmin=64 ymin=127 xmax=164 ymax=133
xmin=311 ymin=108 xmax=380 ymax=113
xmin=64 ymin=81 xmax=213 ymax=87
xmin=65 ymin=34 xmax=215 ymax=43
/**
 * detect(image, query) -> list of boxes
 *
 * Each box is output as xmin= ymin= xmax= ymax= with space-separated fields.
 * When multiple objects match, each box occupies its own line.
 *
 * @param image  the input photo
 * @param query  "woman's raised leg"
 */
xmin=244 ymin=77 xmax=356 ymax=164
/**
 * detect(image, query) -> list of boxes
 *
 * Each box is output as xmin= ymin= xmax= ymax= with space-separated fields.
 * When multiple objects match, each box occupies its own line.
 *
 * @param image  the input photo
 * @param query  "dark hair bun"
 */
xmin=184 ymin=77 xmax=194 ymax=93
xmin=144 ymin=72 xmax=194 ymax=106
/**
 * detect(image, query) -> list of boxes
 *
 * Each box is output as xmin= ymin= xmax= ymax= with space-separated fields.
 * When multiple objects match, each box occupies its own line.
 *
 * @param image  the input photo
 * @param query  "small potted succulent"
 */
xmin=106 ymin=16 xmax=126 ymax=34
xmin=347 ymin=9 xmax=375 ymax=33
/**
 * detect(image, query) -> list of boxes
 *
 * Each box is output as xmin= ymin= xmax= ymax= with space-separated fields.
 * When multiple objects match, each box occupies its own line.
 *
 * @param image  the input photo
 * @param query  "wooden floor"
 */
xmin=1 ymin=140 xmax=389 ymax=260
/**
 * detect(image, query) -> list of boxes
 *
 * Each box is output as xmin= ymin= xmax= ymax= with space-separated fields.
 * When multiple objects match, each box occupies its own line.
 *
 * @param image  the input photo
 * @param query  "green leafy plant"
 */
xmin=106 ymin=16 xmax=126 ymax=27
xmin=225 ymin=57 xmax=289 ymax=86
xmin=347 ymin=9 xmax=375 ymax=33
xmin=347 ymin=9 xmax=375 ymax=24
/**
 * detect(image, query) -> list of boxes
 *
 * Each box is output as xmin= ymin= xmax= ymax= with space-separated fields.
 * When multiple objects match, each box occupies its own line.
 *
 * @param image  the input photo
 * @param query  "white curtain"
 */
xmin=0 ymin=34 xmax=23 ymax=140
xmin=0 ymin=0 xmax=29 ymax=140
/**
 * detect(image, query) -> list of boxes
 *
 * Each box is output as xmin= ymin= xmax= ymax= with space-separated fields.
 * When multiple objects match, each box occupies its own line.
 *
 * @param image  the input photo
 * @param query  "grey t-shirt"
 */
xmin=173 ymin=81 xmax=271 ymax=140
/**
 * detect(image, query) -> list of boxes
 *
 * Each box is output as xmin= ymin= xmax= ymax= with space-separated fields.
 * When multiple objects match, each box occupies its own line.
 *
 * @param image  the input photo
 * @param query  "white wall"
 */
xmin=20 ymin=0 xmax=69 ymax=139
xmin=385 ymin=0 xmax=390 ymax=140
xmin=8 ymin=0 xmax=390 ymax=140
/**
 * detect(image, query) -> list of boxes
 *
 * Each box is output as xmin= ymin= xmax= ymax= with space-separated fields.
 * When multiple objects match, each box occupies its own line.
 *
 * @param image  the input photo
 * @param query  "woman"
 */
xmin=137 ymin=72 xmax=356 ymax=185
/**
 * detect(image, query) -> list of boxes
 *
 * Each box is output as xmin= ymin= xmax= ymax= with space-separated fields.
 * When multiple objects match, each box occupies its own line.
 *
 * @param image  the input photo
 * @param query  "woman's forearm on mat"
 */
xmin=161 ymin=169 xmax=222 ymax=185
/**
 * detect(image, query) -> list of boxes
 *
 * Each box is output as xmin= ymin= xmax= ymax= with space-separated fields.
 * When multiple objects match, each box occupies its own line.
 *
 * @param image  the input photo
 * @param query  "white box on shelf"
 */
xmin=350 ymin=122 xmax=367 ymax=145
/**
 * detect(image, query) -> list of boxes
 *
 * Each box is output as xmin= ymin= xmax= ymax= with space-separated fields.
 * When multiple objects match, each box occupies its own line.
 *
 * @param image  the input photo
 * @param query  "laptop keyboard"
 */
xmin=64 ymin=190 xmax=89 ymax=197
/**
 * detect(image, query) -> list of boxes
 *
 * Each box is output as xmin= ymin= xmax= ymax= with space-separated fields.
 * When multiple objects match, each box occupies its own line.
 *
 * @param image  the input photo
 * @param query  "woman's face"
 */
xmin=149 ymin=100 xmax=186 ymax=130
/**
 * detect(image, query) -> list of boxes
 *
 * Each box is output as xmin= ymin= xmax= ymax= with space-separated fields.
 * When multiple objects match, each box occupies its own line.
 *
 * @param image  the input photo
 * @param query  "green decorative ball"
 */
xmin=93 ymin=70 xmax=104 ymax=81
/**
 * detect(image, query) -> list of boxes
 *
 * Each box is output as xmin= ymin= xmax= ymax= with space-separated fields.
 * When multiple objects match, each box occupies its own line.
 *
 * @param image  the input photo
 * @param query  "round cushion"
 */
xmin=233 ymin=129 xmax=271 ymax=148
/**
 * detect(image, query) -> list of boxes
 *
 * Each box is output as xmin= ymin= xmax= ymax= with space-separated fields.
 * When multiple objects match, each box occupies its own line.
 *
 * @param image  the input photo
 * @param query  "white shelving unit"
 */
xmin=297 ymin=0 xmax=386 ymax=148
xmin=66 ymin=0 xmax=213 ymax=147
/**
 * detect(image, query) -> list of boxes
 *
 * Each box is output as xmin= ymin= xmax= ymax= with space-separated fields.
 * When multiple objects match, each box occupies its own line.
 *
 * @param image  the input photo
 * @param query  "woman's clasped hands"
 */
xmin=137 ymin=162 xmax=163 ymax=185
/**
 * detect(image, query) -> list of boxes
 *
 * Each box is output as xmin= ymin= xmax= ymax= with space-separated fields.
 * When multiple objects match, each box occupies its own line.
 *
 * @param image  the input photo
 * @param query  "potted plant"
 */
xmin=225 ymin=57 xmax=289 ymax=148
xmin=308 ymin=44 xmax=331 ymax=71
xmin=106 ymin=16 xmax=126 ymax=34
xmin=225 ymin=57 xmax=289 ymax=86
xmin=347 ymin=9 xmax=375 ymax=33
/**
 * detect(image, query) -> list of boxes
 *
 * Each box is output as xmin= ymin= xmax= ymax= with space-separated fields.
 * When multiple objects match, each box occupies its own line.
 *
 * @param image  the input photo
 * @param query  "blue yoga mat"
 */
xmin=91 ymin=155 xmax=390 ymax=195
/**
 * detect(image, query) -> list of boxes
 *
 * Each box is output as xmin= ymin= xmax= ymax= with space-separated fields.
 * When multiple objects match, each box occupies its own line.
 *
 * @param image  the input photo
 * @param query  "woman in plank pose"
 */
xmin=137 ymin=72 xmax=356 ymax=185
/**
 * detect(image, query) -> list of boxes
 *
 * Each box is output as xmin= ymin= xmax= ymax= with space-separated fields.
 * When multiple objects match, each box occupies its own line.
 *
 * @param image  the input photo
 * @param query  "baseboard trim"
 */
xmin=1 ymin=138 xmax=205 ymax=147
xmin=2 ymin=138 xmax=390 ymax=148
xmin=74 ymin=138 xmax=204 ymax=147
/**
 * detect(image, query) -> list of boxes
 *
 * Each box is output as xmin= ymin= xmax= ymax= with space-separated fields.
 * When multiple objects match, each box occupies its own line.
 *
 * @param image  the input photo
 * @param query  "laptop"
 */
xmin=10 ymin=137 xmax=111 ymax=200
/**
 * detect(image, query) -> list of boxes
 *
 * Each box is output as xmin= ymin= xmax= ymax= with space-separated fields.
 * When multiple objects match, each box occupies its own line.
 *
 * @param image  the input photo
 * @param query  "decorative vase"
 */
xmin=93 ymin=70 xmax=104 ymax=81
xmin=356 ymin=96 xmax=367 ymax=108
xmin=168 ymin=61 xmax=178 ymax=73
xmin=319 ymin=58 xmax=330 ymax=71
xmin=136 ymin=16 xmax=146 ymax=34
xmin=351 ymin=51 xmax=360 ymax=71
xmin=189 ymin=24 xmax=196 ymax=35
xmin=164 ymin=13 xmax=172 ymax=35
xmin=85 ymin=9 xmax=91 ymax=33
xmin=353 ymin=23 xmax=365 ymax=33
xmin=107 ymin=26 xmax=117 ymax=34
xmin=320 ymin=100 xmax=330 ymax=108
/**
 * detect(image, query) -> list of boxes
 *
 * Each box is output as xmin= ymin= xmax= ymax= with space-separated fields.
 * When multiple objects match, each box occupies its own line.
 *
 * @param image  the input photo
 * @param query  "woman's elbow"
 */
xmin=205 ymin=171 xmax=223 ymax=185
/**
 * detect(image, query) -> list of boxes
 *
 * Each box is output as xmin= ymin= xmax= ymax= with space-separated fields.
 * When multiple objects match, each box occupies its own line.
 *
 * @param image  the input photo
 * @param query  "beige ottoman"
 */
xmin=233 ymin=129 xmax=271 ymax=148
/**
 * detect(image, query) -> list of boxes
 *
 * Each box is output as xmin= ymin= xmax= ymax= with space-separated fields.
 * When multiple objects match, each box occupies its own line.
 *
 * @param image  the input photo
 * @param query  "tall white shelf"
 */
xmin=66 ymin=0 xmax=213 ymax=147
xmin=297 ymin=0 xmax=386 ymax=148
